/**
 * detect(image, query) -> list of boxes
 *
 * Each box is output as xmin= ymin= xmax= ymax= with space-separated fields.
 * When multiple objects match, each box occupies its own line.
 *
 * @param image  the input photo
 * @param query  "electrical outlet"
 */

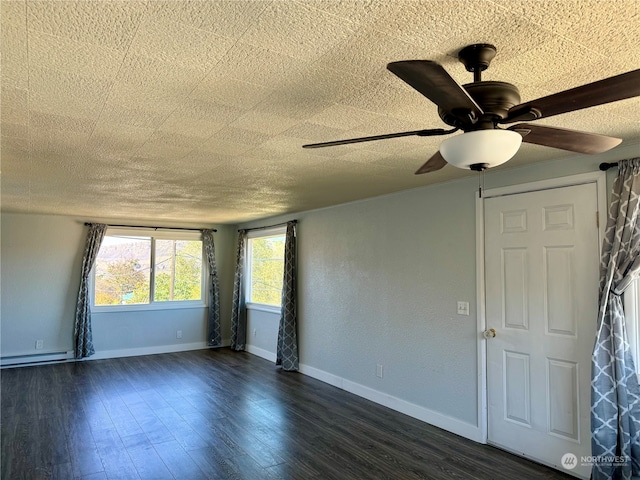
xmin=376 ymin=364 xmax=384 ymax=378
xmin=176 ymin=330 xmax=182 ymax=339
xmin=253 ymin=329 xmax=257 ymax=337
xmin=35 ymin=340 xmax=44 ymax=350
xmin=457 ymin=301 xmax=470 ymax=316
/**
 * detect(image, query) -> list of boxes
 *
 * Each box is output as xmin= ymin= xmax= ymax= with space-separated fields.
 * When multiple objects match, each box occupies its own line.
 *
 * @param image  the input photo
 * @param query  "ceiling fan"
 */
xmin=302 ymin=44 xmax=640 ymax=174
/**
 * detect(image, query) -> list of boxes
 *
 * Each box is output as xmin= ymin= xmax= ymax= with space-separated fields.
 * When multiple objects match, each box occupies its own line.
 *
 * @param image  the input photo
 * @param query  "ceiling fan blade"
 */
xmin=302 ymin=128 xmax=456 ymax=149
xmin=387 ymin=60 xmax=483 ymax=123
xmin=503 ymin=69 xmax=640 ymax=123
xmin=415 ymin=151 xmax=447 ymax=175
xmin=509 ymin=123 xmax=622 ymax=154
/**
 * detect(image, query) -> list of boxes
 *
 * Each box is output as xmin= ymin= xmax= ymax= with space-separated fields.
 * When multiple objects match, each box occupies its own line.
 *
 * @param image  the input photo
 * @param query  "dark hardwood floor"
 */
xmin=1 ymin=348 xmax=573 ymax=480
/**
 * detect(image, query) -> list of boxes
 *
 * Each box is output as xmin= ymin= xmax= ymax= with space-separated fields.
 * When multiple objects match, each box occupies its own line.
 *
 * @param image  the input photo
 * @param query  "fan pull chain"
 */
xmin=478 ymin=170 xmax=485 ymax=198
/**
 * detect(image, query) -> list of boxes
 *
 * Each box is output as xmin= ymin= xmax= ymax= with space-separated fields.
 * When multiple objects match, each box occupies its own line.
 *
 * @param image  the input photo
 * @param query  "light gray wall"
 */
xmin=246 ymin=308 xmax=280 ymax=356
xmin=1 ymin=214 xmax=85 ymax=355
xmin=1 ymin=213 xmax=236 ymax=358
xmin=244 ymin=178 xmax=480 ymax=424
xmin=301 ymin=180 xmax=479 ymax=423
xmin=212 ymin=224 xmax=237 ymax=344
xmin=240 ymin=148 xmax=632 ymax=428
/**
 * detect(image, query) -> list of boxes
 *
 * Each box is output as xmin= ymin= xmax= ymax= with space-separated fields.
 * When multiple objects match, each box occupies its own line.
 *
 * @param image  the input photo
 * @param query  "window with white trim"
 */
xmin=92 ymin=228 xmax=205 ymax=309
xmin=246 ymin=228 xmax=286 ymax=310
xmin=624 ymin=278 xmax=640 ymax=380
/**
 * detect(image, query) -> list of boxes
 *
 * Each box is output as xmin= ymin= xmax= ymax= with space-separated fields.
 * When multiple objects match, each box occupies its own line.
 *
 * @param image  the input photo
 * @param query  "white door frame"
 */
xmin=475 ymin=171 xmax=607 ymax=444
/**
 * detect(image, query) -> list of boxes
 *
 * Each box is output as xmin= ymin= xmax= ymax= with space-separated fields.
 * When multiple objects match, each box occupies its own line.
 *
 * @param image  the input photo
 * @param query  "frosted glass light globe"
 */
xmin=439 ymin=130 xmax=522 ymax=170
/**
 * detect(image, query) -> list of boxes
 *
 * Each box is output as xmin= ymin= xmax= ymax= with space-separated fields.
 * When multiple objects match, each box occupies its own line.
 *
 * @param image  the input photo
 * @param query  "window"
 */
xmin=92 ymin=228 xmax=205 ymax=309
xmin=624 ymin=278 xmax=640 ymax=380
xmin=246 ymin=229 xmax=286 ymax=309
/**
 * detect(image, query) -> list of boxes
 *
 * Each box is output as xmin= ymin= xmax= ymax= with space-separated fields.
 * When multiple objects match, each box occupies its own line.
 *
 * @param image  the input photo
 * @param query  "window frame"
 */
xmin=245 ymin=227 xmax=286 ymax=314
xmin=91 ymin=227 xmax=207 ymax=312
xmin=624 ymin=278 xmax=640 ymax=381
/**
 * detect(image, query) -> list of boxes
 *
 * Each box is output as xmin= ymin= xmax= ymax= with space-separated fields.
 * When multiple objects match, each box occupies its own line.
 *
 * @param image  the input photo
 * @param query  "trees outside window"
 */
xmin=93 ymin=231 xmax=204 ymax=308
xmin=247 ymin=233 xmax=285 ymax=307
xmin=154 ymin=240 xmax=202 ymax=302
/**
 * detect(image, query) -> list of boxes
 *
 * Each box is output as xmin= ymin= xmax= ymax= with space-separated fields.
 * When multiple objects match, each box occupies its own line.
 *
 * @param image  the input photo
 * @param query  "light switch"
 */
xmin=457 ymin=301 xmax=470 ymax=316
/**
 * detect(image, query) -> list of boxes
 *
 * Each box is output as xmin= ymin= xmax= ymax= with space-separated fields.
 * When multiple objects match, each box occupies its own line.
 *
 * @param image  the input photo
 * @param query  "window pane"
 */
xmin=154 ymin=240 xmax=203 ymax=302
xmin=624 ymin=279 xmax=640 ymax=379
xmin=250 ymin=235 xmax=285 ymax=306
xmin=94 ymin=236 xmax=151 ymax=305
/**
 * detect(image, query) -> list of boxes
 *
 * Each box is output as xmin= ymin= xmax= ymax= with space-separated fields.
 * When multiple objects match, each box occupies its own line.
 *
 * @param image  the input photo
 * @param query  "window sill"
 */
xmin=246 ymin=303 xmax=281 ymax=315
xmin=93 ymin=301 xmax=207 ymax=314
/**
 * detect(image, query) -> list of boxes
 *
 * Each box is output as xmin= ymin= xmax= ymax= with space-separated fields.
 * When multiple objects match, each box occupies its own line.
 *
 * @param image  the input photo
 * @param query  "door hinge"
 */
xmin=596 ymin=212 xmax=599 ymax=229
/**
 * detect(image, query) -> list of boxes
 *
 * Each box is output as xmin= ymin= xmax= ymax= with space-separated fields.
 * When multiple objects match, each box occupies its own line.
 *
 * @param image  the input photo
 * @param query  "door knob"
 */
xmin=483 ymin=328 xmax=496 ymax=339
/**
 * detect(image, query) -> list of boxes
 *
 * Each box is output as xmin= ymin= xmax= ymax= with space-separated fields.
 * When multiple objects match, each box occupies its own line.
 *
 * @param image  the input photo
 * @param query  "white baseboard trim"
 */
xmin=298 ymin=362 xmax=482 ymax=443
xmin=89 ymin=341 xmax=212 ymax=361
xmin=298 ymin=363 xmax=344 ymax=389
xmin=246 ymin=344 xmax=277 ymax=363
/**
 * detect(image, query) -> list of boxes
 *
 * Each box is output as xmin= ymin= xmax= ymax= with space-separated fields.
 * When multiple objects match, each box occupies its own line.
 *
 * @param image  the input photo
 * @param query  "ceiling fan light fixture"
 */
xmin=439 ymin=129 xmax=522 ymax=170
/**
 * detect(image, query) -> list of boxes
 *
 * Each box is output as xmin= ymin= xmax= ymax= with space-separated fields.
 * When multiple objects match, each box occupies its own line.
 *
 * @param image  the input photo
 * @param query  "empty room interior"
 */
xmin=1 ymin=1 xmax=639 ymax=479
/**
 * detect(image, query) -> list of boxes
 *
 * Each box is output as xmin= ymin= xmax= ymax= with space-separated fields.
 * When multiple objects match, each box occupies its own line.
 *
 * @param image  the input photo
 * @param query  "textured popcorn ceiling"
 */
xmin=1 ymin=0 xmax=639 ymax=225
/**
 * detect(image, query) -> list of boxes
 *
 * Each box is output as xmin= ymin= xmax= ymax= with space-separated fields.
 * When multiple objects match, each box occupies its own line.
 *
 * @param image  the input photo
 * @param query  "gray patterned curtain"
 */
xmin=74 ymin=223 xmax=107 ymax=359
xmin=592 ymin=159 xmax=640 ymax=480
xmin=276 ymin=221 xmax=298 ymax=371
xmin=230 ymin=230 xmax=247 ymax=351
xmin=202 ymin=229 xmax=222 ymax=347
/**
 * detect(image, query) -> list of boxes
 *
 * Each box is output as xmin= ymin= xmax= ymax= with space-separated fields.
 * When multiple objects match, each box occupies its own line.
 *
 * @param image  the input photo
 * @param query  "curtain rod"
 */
xmin=599 ymin=162 xmax=619 ymax=171
xmin=84 ymin=222 xmax=216 ymax=232
xmin=239 ymin=220 xmax=297 ymax=232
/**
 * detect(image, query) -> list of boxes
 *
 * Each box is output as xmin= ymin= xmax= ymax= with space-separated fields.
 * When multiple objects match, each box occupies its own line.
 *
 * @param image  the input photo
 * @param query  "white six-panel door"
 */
xmin=484 ymin=183 xmax=600 ymax=479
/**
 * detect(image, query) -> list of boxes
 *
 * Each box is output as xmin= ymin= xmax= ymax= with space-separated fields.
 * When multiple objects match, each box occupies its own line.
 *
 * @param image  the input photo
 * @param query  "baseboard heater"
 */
xmin=1 ymin=351 xmax=74 ymax=368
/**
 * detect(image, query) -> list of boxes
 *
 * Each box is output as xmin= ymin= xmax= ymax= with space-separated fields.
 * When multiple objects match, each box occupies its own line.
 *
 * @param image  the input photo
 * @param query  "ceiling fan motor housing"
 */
xmin=438 ymin=81 xmax=521 ymax=130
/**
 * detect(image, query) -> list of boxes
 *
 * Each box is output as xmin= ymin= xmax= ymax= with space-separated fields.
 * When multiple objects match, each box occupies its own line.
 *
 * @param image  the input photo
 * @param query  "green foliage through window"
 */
xmin=249 ymin=234 xmax=285 ymax=307
xmin=154 ymin=240 xmax=202 ymax=302
xmin=94 ymin=233 xmax=203 ymax=307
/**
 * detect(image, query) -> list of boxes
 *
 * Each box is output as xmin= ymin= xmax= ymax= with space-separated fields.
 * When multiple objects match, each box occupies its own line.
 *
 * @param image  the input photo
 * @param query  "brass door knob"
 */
xmin=483 ymin=328 xmax=496 ymax=339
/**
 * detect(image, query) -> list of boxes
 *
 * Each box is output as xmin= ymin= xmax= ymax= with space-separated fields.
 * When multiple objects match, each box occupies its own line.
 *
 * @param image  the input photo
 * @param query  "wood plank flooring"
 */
xmin=1 ymin=348 xmax=574 ymax=479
